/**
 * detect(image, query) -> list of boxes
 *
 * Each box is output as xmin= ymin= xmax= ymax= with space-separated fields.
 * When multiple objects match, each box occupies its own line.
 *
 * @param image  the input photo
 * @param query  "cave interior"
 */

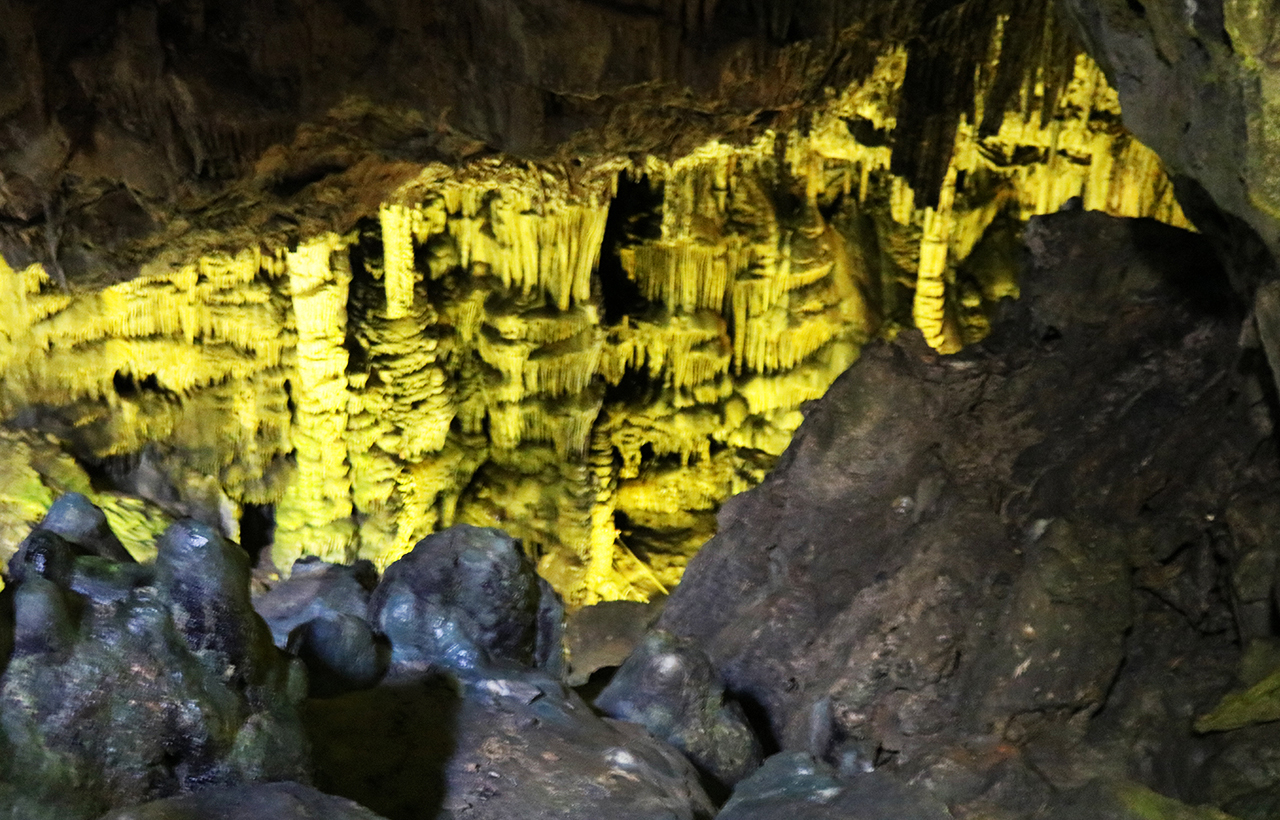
xmin=3 ymin=0 xmax=1280 ymax=818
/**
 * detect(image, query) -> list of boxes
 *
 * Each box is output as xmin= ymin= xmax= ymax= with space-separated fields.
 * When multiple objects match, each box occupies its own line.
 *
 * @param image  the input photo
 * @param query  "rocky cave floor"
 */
xmin=3 ymin=208 xmax=1280 ymax=819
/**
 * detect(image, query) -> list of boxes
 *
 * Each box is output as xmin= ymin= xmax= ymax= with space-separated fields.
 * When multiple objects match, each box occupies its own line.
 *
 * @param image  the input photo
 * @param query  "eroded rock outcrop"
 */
xmin=655 ymin=209 xmax=1274 ymax=817
xmin=293 ymin=523 xmax=714 ymax=820
xmin=0 ymin=501 xmax=721 ymax=820
xmin=0 ymin=518 xmax=309 ymax=820
xmin=1057 ymin=0 xmax=1280 ymax=408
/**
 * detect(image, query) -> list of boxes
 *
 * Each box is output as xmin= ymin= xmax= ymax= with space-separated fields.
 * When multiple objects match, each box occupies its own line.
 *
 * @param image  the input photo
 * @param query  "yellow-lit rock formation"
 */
xmin=0 ymin=49 xmax=1190 ymax=607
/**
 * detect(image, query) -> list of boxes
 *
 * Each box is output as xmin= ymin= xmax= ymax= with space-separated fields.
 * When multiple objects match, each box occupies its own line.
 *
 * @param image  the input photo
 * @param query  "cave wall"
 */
xmin=1056 ymin=0 xmax=1280 ymax=401
xmin=1058 ymin=0 xmax=1280 ymax=272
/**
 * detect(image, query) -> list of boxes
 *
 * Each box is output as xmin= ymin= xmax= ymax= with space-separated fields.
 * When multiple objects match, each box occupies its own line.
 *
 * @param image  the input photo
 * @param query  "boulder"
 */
xmin=33 ymin=492 xmax=135 ymax=564
xmin=0 ymin=510 xmax=309 ymax=820
xmin=305 ymin=670 xmax=715 ymax=820
xmin=254 ymin=557 xmax=387 ymax=696
xmin=657 ymin=212 xmax=1257 ymax=812
xmin=287 ymin=611 xmax=389 ymax=697
xmin=595 ymin=629 xmax=763 ymax=791
xmin=368 ymin=525 xmax=564 ymax=679
xmin=5 ymin=493 xmax=136 ymax=585
xmin=253 ymin=557 xmax=378 ymax=647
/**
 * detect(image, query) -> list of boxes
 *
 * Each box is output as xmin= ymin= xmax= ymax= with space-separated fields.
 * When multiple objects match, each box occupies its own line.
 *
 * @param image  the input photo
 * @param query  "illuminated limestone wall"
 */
xmin=791 ymin=48 xmax=1190 ymax=351
xmin=0 ymin=429 xmax=171 ymax=569
xmin=0 ymin=51 xmax=1188 ymax=606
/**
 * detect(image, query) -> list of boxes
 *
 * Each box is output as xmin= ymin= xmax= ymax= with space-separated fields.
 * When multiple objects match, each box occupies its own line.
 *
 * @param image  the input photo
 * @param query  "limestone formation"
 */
xmin=0 ymin=512 xmax=309 ymax=820
xmin=0 ymin=55 xmax=1190 ymax=604
xmin=1 ymin=1 xmax=1279 ymax=818
xmin=0 ymin=430 xmax=171 ymax=580
xmin=0 ymin=213 xmax=1268 ymax=820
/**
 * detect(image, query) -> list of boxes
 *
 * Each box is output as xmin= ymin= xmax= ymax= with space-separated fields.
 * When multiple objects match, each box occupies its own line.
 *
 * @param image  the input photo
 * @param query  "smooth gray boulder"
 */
xmin=254 ymin=557 xmax=387 ymax=696
xmin=287 ymin=611 xmax=389 ymax=697
xmin=595 ymin=629 xmax=762 ymax=791
xmin=368 ymin=525 xmax=565 ymax=679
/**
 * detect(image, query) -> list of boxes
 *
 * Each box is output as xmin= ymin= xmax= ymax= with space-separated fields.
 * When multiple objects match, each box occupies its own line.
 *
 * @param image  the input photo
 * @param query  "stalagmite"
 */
xmin=274 ymin=236 xmax=356 ymax=567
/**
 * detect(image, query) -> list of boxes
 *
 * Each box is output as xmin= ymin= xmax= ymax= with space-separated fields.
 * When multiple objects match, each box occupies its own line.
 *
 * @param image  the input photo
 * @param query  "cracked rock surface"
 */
xmin=660 ymin=209 xmax=1280 ymax=817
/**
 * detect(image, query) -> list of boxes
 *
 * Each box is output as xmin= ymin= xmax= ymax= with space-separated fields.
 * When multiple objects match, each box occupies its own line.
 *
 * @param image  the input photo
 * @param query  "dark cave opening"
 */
xmin=240 ymin=503 xmax=276 ymax=567
xmin=598 ymin=172 xmax=663 ymax=325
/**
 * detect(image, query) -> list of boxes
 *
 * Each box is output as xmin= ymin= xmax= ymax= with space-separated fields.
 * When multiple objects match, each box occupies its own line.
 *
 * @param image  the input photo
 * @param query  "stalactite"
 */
xmin=0 ymin=43 xmax=1199 ymax=608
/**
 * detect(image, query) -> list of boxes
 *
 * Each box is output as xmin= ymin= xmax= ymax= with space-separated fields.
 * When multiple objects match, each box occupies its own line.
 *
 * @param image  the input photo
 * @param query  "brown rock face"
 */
xmin=660 ymin=210 xmax=1269 ymax=811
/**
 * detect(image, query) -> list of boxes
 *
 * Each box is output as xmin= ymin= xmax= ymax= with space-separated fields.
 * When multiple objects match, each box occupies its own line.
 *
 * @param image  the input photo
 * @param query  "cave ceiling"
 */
xmin=0 ymin=0 xmax=1234 ymax=605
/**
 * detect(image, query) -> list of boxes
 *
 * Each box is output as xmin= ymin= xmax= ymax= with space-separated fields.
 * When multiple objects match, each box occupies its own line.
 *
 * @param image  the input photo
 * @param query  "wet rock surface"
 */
xmin=0 ymin=518 xmax=308 ymax=820
xmin=301 ymin=525 xmax=713 ymax=819
xmin=287 ymin=611 xmax=389 ymax=698
xmin=1040 ymin=779 xmax=1237 ymax=820
xmin=97 ymin=781 xmax=390 ymax=820
xmin=368 ymin=525 xmax=565 ymax=680
xmin=596 ymin=629 xmax=763 ymax=792
xmin=253 ymin=557 xmax=387 ymax=697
